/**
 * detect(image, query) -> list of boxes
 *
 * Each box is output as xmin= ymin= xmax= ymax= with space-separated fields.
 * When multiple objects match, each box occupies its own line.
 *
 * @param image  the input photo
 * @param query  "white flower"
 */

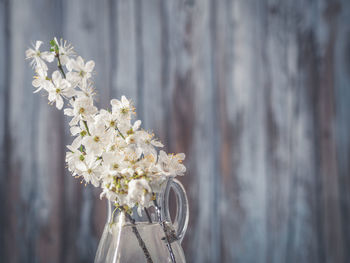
xmin=66 ymin=56 xmax=95 ymax=89
xmin=158 ymin=150 xmax=186 ymax=177
xmin=100 ymin=181 xmax=118 ymax=201
xmin=64 ymin=96 xmax=97 ymax=126
xmin=124 ymin=125 xmax=163 ymax=159
xmin=127 ymin=179 xmax=152 ymax=215
xmin=149 ymin=177 xmax=167 ymax=193
xmin=111 ymin=96 xmax=135 ymax=121
xmin=25 ymin=41 xmax=54 ymax=72
xmin=69 ymin=120 xmax=90 ymax=147
xmin=32 ymin=69 xmax=52 ymax=93
xmin=109 ymin=96 xmax=135 ymax=135
xmin=65 ymin=138 xmax=84 ymax=173
xmin=122 ymin=146 xmax=141 ymax=164
xmin=105 ymin=133 xmax=127 ymax=152
xmin=82 ymin=119 xmax=113 ymax=155
xmin=125 ymin=120 xmax=142 ymax=144
xmin=130 ymin=120 xmax=142 ymax=133
xmin=117 ymin=119 xmax=132 ymax=136
xmin=136 ymin=130 xmax=163 ymax=157
xmin=101 ymin=151 xmax=127 ymax=176
xmin=70 ymin=120 xmax=87 ymax=136
xmin=54 ymin=37 xmax=75 ymax=65
xmin=75 ymin=153 xmax=102 ymax=187
xmin=47 ymin=71 xmax=74 ymax=110
xmin=120 ymin=166 xmax=136 ymax=178
xmin=98 ymin=109 xmax=118 ymax=129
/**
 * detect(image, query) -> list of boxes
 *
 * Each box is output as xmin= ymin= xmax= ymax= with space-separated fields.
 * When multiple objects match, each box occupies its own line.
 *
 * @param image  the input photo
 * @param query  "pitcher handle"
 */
xmin=163 ymin=178 xmax=189 ymax=243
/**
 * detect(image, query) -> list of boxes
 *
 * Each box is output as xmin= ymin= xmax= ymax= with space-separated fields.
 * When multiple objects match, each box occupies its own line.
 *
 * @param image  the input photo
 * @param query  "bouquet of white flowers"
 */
xmin=25 ymin=38 xmax=186 ymax=217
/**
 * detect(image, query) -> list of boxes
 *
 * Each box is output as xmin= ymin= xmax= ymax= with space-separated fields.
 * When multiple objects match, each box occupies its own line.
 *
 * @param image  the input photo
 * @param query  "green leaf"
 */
xmin=49 ymin=39 xmax=59 ymax=52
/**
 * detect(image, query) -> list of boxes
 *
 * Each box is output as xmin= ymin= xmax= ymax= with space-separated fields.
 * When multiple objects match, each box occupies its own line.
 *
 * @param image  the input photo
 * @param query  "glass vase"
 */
xmin=94 ymin=178 xmax=189 ymax=263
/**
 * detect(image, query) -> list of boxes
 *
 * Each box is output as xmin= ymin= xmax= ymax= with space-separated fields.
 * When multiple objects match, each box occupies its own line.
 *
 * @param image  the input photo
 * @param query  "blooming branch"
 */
xmin=25 ymin=38 xmax=186 ymax=215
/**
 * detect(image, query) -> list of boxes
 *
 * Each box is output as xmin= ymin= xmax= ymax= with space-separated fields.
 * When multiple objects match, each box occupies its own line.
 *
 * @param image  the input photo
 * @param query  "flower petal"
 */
xmin=56 ymin=96 xmax=64 ymax=110
xmin=85 ymin=60 xmax=95 ymax=72
xmin=76 ymin=56 xmax=84 ymax=68
xmin=25 ymin=48 xmax=35 ymax=59
xmin=35 ymin=40 xmax=43 ymax=50
xmin=41 ymin=52 xmax=55 ymax=62
xmin=52 ymin=70 xmax=61 ymax=83
xmin=65 ymin=59 xmax=75 ymax=72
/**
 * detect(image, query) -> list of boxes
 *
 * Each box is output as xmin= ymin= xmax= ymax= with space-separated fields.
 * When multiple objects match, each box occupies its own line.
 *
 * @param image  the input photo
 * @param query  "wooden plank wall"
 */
xmin=1 ymin=0 xmax=350 ymax=262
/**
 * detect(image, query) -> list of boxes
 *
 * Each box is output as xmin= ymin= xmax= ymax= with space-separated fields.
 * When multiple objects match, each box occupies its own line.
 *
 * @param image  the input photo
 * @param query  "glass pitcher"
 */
xmin=94 ymin=178 xmax=189 ymax=263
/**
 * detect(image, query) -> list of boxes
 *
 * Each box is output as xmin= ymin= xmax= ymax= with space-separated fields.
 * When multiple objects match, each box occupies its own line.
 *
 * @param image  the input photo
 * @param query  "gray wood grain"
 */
xmin=1 ymin=0 xmax=350 ymax=262
xmin=0 ymin=0 xmax=10 ymax=260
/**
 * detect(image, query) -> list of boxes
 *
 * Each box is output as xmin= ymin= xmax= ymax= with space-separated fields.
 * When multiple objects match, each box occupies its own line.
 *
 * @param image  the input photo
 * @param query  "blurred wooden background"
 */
xmin=1 ymin=0 xmax=350 ymax=262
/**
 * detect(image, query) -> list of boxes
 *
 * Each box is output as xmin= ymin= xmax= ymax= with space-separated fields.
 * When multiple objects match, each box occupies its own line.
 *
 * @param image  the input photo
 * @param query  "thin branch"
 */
xmin=153 ymin=199 xmax=176 ymax=263
xmin=57 ymin=54 xmax=66 ymax=79
xmin=144 ymin=207 xmax=152 ymax=224
xmin=115 ymin=126 xmax=125 ymax=139
xmin=83 ymin=120 xmax=91 ymax=136
xmin=123 ymin=210 xmax=153 ymax=263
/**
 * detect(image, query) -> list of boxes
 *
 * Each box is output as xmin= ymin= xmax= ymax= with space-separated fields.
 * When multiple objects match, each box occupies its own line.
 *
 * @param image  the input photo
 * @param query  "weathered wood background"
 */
xmin=1 ymin=0 xmax=350 ymax=262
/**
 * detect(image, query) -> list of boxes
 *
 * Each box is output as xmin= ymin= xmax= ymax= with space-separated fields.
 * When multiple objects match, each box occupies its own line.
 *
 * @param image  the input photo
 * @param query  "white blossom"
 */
xmin=134 ymin=130 xmax=163 ymax=157
xmin=54 ymin=37 xmax=75 ymax=65
xmin=64 ymin=96 xmax=97 ymax=126
xmin=82 ymin=119 xmax=113 ymax=155
xmin=101 ymin=151 xmax=127 ymax=176
xmin=26 ymin=38 xmax=187 ymax=211
xmin=127 ymin=179 xmax=152 ymax=216
xmin=158 ymin=150 xmax=186 ymax=177
xmin=25 ymin=40 xmax=54 ymax=72
xmin=65 ymin=138 xmax=84 ymax=173
xmin=75 ymin=153 xmax=102 ymax=187
xmin=32 ymin=69 xmax=52 ymax=93
xmin=111 ymin=96 xmax=135 ymax=121
xmin=47 ymin=71 xmax=74 ymax=109
xmin=66 ymin=56 xmax=95 ymax=89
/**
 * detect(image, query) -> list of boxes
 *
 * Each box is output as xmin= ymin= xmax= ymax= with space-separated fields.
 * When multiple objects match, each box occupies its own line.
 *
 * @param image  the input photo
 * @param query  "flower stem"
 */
xmin=115 ymin=127 xmax=125 ymax=140
xmin=83 ymin=120 xmax=91 ymax=136
xmin=144 ymin=208 xmax=152 ymax=224
xmin=123 ymin=210 xmax=153 ymax=263
xmin=57 ymin=54 xmax=66 ymax=79
xmin=153 ymin=199 xmax=176 ymax=263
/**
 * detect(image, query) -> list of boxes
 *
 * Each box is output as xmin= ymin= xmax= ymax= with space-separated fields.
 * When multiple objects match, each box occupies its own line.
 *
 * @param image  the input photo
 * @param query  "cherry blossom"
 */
xmin=25 ymin=40 xmax=54 ymax=72
xmin=26 ymin=38 xmax=186 ymax=212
